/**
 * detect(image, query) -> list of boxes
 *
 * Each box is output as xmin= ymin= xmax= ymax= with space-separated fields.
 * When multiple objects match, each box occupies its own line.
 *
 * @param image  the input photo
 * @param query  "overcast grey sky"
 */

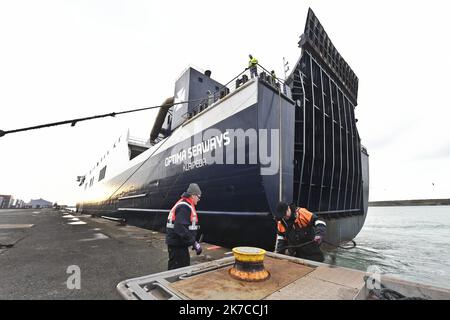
xmin=1 ymin=0 xmax=449 ymax=205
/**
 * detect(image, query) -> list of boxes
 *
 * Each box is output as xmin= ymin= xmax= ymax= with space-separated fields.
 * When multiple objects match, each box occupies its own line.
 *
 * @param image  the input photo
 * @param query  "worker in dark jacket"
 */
xmin=165 ymin=183 xmax=202 ymax=270
xmin=273 ymin=201 xmax=327 ymax=262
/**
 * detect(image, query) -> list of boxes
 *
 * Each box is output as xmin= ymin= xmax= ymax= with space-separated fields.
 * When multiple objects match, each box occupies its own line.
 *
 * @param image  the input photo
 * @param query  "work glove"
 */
xmin=313 ymin=235 xmax=323 ymax=245
xmin=192 ymin=241 xmax=202 ymax=255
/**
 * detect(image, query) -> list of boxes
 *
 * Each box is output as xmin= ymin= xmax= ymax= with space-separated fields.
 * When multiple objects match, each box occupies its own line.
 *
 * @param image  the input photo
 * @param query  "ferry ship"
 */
xmin=76 ymin=8 xmax=369 ymax=250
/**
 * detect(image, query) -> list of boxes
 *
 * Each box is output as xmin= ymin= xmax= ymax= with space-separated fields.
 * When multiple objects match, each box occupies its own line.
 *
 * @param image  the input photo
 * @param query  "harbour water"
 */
xmin=325 ymin=205 xmax=450 ymax=289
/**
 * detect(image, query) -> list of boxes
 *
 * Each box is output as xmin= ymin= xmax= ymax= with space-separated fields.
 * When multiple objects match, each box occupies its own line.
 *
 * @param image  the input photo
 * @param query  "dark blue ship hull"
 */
xmin=77 ymin=9 xmax=369 ymax=250
xmin=79 ymin=80 xmax=295 ymax=249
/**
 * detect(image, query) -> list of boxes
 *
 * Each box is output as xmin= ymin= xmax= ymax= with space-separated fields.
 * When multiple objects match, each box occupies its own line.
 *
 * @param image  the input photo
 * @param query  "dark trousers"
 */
xmin=167 ymin=246 xmax=190 ymax=270
xmin=250 ymin=66 xmax=258 ymax=78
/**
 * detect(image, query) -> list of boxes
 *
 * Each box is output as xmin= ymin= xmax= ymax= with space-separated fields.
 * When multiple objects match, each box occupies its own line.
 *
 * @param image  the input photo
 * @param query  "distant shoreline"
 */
xmin=369 ymin=199 xmax=450 ymax=207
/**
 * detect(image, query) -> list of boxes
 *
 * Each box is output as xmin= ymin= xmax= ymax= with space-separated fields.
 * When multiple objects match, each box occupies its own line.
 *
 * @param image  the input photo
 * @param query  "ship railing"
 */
xmin=183 ymin=65 xmax=290 ymax=121
xmin=182 ymin=86 xmax=229 ymax=121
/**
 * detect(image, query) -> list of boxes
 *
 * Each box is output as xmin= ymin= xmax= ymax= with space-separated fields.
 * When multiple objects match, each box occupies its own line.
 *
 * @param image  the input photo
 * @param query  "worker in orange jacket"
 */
xmin=165 ymin=183 xmax=203 ymax=270
xmin=273 ymin=201 xmax=327 ymax=262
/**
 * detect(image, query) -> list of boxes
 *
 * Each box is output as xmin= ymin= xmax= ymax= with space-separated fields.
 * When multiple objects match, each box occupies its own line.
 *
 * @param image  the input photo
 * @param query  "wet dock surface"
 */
xmin=0 ymin=209 xmax=229 ymax=299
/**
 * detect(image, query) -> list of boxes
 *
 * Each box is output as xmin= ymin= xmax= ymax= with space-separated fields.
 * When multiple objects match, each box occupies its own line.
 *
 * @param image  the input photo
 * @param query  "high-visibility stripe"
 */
xmin=167 ymin=198 xmax=199 ymax=231
xmin=315 ymin=220 xmax=327 ymax=227
xmin=167 ymin=199 xmax=184 ymax=223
